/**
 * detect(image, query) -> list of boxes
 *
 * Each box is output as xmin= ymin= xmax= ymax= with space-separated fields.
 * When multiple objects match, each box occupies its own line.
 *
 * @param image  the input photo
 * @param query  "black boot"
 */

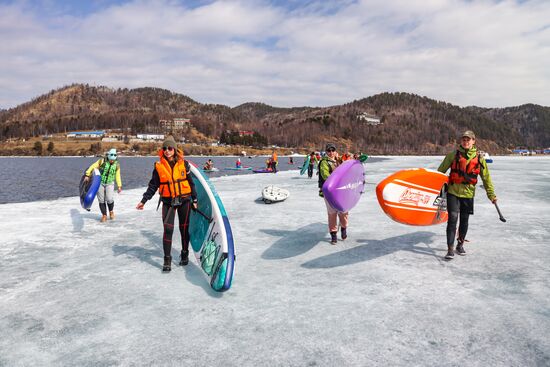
xmin=330 ymin=231 xmax=338 ymax=245
xmin=444 ymin=245 xmax=455 ymax=260
xmin=456 ymin=239 xmax=466 ymax=256
xmin=162 ymin=256 xmax=172 ymax=272
xmin=341 ymin=227 xmax=347 ymax=240
xmin=179 ymin=250 xmax=189 ymax=266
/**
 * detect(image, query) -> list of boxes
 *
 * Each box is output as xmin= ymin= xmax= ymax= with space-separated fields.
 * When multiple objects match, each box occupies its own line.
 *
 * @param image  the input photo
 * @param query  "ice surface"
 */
xmin=1 ymin=156 xmax=549 ymax=366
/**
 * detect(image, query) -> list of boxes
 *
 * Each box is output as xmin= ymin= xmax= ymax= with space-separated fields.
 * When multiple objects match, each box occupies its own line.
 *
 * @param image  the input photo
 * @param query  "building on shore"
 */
xmin=357 ymin=112 xmax=381 ymax=125
xmin=160 ymin=118 xmax=191 ymax=133
xmin=137 ymin=134 xmax=165 ymax=141
xmin=67 ymin=131 xmax=105 ymax=139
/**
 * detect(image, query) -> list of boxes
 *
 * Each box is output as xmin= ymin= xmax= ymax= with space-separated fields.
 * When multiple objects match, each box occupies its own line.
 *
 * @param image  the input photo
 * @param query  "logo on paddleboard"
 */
xmin=336 ymin=180 xmax=364 ymax=191
xmin=399 ymin=188 xmax=430 ymax=206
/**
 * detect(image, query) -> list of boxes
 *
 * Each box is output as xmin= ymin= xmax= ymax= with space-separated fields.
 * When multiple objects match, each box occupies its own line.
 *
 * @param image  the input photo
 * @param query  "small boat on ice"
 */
xmin=480 ymin=151 xmax=493 ymax=163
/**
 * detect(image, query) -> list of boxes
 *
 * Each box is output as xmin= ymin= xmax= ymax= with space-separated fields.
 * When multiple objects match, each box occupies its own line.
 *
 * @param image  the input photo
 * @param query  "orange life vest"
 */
xmin=155 ymin=149 xmax=192 ymax=198
xmin=449 ymin=150 xmax=480 ymax=185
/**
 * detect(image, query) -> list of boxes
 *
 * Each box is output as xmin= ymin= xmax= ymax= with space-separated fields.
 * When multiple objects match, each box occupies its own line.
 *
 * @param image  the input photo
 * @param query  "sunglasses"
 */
xmin=327 ymin=148 xmax=336 ymax=152
xmin=108 ymin=154 xmax=117 ymax=158
xmin=162 ymin=146 xmax=175 ymax=151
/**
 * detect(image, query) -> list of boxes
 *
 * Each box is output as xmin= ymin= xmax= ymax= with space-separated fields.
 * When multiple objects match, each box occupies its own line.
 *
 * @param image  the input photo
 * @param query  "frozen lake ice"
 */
xmin=0 ymin=156 xmax=549 ymax=366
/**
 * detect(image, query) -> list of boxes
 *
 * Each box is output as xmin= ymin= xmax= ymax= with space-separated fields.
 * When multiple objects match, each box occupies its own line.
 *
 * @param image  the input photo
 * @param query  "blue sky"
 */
xmin=0 ymin=0 xmax=549 ymax=109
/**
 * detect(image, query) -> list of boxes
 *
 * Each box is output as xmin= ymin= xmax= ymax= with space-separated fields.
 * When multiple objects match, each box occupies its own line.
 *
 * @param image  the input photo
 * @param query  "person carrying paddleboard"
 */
xmin=270 ymin=150 xmax=278 ymax=173
xmin=135 ymin=136 xmax=198 ymax=272
xmin=84 ymin=148 xmax=122 ymax=222
xmin=308 ymin=151 xmax=318 ymax=179
xmin=438 ymin=130 xmax=497 ymax=260
xmin=318 ymin=143 xmax=349 ymax=244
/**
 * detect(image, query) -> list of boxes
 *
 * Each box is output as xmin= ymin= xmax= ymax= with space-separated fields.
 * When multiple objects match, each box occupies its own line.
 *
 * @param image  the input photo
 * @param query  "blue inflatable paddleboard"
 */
xmin=188 ymin=164 xmax=235 ymax=292
xmin=79 ymin=169 xmax=101 ymax=211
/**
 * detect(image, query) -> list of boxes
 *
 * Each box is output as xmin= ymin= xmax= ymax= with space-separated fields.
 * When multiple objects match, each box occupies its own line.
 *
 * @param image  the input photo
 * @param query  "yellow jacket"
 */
xmin=86 ymin=158 xmax=122 ymax=188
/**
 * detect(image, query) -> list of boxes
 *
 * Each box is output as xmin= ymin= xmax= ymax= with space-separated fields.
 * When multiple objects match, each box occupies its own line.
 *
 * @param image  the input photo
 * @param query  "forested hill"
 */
xmin=1 ymin=84 xmax=548 ymax=154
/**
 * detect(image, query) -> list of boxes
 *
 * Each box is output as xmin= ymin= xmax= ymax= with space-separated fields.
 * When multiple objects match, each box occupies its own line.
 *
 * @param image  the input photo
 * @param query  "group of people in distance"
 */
xmin=83 ymin=129 xmax=497 ymax=269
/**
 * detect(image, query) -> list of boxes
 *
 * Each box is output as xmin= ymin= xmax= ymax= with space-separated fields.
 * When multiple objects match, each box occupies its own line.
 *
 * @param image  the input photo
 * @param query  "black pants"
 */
xmin=446 ymin=193 xmax=474 ymax=247
xmin=99 ymin=202 xmax=114 ymax=215
xmin=307 ymin=164 xmax=314 ymax=178
xmin=162 ymin=201 xmax=192 ymax=257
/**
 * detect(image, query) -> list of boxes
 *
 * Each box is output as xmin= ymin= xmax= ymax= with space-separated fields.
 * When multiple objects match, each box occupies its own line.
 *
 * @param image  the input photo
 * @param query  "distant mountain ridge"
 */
xmin=1 ymin=84 xmax=548 ymax=154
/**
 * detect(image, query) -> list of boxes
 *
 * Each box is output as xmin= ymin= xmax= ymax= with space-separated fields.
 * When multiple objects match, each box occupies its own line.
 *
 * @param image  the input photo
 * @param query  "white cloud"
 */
xmin=0 ymin=0 xmax=549 ymax=109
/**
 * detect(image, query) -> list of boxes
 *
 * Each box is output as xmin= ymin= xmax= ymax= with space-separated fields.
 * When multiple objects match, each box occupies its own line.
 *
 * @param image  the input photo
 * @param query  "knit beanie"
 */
xmin=162 ymin=136 xmax=177 ymax=149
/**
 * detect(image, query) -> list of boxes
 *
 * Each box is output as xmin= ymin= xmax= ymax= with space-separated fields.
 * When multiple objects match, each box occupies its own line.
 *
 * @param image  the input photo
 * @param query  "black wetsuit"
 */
xmin=141 ymin=160 xmax=197 ymax=257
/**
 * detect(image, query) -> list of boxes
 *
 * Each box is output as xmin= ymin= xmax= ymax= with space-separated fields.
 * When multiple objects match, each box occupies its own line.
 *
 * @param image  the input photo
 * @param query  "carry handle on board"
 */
xmin=494 ymin=202 xmax=507 ymax=222
xmin=193 ymin=206 xmax=213 ymax=223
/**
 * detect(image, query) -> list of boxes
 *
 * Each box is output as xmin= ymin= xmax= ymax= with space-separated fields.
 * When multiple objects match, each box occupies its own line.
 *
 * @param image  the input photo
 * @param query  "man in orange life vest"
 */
xmin=438 ymin=130 xmax=497 ymax=260
xmin=136 ymin=136 xmax=197 ymax=272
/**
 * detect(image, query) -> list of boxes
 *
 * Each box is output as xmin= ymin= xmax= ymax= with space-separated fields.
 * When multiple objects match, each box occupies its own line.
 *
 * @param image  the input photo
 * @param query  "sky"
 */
xmin=0 ymin=0 xmax=549 ymax=109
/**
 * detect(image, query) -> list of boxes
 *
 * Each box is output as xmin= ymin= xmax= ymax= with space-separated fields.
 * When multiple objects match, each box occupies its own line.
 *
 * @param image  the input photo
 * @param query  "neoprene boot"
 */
xmin=445 ymin=245 xmax=455 ymax=260
xmin=179 ymin=250 xmax=189 ymax=266
xmin=162 ymin=256 xmax=172 ymax=272
xmin=330 ymin=231 xmax=338 ymax=245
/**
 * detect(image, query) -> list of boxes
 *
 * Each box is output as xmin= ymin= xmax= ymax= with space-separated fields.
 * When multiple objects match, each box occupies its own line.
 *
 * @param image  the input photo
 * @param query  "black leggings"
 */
xmin=99 ymin=202 xmax=114 ymax=215
xmin=308 ymin=164 xmax=314 ymax=178
xmin=446 ymin=193 xmax=474 ymax=246
xmin=162 ymin=201 xmax=192 ymax=257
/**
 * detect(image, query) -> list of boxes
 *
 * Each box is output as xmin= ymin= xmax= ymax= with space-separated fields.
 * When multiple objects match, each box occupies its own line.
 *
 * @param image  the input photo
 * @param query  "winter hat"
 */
xmin=162 ymin=136 xmax=177 ymax=149
xmin=461 ymin=130 xmax=476 ymax=139
xmin=325 ymin=143 xmax=336 ymax=151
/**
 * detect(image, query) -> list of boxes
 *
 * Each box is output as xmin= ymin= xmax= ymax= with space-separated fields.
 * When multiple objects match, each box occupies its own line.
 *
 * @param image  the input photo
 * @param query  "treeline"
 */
xmin=1 ymin=84 xmax=549 ymax=154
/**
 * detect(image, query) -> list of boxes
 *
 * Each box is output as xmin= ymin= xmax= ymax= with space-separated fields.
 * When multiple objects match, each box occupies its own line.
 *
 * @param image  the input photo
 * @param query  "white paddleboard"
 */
xmin=262 ymin=185 xmax=290 ymax=204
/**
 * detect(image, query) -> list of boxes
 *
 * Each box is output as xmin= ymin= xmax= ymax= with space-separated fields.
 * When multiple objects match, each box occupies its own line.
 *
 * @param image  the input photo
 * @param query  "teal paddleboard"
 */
xmin=300 ymin=156 xmax=310 ymax=175
xmin=188 ymin=164 xmax=235 ymax=292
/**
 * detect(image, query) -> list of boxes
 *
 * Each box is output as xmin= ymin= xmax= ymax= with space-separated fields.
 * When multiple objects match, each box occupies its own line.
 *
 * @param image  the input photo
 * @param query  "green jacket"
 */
xmin=438 ymin=145 xmax=495 ymax=201
xmin=318 ymin=156 xmax=338 ymax=197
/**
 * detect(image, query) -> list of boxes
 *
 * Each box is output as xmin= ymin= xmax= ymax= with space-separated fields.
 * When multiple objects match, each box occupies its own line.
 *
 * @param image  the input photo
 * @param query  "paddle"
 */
xmin=494 ymin=202 xmax=507 ymax=222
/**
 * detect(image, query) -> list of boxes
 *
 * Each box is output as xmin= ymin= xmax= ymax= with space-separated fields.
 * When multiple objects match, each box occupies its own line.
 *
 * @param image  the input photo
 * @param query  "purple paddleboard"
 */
xmin=322 ymin=160 xmax=365 ymax=212
xmin=253 ymin=168 xmax=273 ymax=173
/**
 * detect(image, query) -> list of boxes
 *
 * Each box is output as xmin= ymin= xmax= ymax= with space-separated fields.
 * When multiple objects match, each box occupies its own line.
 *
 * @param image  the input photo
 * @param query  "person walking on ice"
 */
xmin=135 ymin=136 xmax=198 ymax=272
xmin=308 ymin=151 xmax=318 ymax=179
xmin=318 ymin=143 xmax=348 ymax=244
xmin=438 ymin=130 xmax=497 ymax=260
xmin=84 ymin=148 xmax=122 ymax=222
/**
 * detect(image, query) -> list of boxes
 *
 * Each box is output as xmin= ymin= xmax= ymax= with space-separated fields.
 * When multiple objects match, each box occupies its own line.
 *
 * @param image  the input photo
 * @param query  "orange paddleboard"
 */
xmin=376 ymin=168 xmax=448 ymax=226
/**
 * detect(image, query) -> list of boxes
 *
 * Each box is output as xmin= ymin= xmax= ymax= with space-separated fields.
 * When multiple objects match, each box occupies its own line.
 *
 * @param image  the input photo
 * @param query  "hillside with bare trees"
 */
xmin=1 ymin=84 xmax=548 ymax=154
